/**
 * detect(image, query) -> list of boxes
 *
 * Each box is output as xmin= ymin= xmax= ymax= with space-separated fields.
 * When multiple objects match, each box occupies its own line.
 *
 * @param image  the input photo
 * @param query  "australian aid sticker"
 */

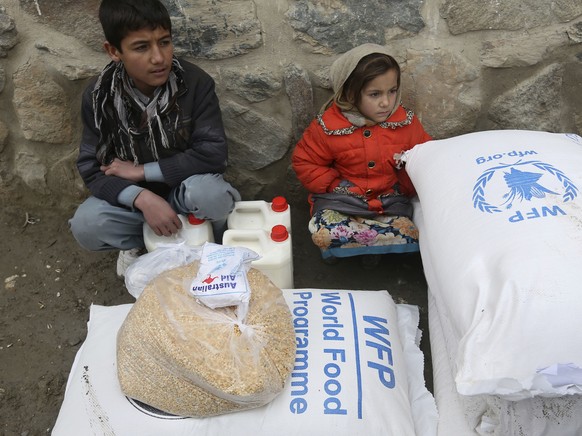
xmin=472 ymin=149 xmax=578 ymax=222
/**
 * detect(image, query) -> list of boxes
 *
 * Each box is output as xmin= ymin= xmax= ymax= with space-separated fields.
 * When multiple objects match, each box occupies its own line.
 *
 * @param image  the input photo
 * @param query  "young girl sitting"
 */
xmin=292 ymin=43 xmax=432 ymax=267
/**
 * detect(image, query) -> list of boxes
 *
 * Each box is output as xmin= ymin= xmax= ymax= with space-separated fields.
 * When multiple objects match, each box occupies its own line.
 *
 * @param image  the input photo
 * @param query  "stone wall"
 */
xmin=0 ymin=0 xmax=581 ymax=208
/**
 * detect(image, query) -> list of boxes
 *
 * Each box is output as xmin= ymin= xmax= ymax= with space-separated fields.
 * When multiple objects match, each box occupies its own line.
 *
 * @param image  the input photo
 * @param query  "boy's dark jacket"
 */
xmin=76 ymin=59 xmax=227 ymax=207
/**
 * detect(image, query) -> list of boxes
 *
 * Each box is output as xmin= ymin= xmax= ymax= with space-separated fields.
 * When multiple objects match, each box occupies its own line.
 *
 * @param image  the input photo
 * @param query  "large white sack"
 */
xmin=429 ymin=289 xmax=582 ymax=436
xmin=52 ymin=289 xmax=437 ymax=436
xmin=403 ymin=130 xmax=582 ymax=399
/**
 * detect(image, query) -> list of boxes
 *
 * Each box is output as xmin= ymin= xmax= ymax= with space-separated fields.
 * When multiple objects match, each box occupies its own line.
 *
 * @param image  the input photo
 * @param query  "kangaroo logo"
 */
xmin=202 ymin=274 xmax=218 ymax=284
xmin=473 ymin=160 xmax=578 ymax=213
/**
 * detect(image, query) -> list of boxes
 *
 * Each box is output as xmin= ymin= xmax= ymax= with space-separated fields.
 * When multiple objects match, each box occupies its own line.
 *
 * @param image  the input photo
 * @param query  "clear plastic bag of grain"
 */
xmin=116 ymin=260 xmax=296 ymax=418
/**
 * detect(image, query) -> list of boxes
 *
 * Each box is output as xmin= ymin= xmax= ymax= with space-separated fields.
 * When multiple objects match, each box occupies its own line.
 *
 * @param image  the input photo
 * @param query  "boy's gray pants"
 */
xmin=69 ymin=173 xmax=240 ymax=251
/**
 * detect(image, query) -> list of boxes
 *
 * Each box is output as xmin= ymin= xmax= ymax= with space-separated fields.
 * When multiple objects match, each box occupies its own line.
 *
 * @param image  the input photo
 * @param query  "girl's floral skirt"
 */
xmin=308 ymin=209 xmax=420 ymax=259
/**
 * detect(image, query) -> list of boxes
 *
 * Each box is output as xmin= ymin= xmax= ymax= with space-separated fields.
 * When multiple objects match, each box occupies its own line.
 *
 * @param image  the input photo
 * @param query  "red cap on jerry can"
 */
xmin=271 ymin=196 xmax=288 ymax=212
xmin=187 ymin=214 xmax=206 ymax=225
xmin=270 ymin=224 xmax=289 ymax=242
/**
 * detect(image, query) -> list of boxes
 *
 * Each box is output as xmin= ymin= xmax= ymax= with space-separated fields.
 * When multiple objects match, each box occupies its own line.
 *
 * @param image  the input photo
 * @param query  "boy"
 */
xmin=69 ymin=0 xmax=240 ymax=276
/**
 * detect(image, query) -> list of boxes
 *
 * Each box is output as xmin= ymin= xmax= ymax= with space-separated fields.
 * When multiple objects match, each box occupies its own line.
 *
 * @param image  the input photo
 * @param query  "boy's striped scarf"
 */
xmin=92 ymin=57 xmax=185 ymax=165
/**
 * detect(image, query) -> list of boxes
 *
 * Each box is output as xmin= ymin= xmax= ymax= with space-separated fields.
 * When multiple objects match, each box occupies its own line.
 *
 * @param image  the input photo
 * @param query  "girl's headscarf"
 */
xmin=321 ymin=43 xmax=402 ymax=121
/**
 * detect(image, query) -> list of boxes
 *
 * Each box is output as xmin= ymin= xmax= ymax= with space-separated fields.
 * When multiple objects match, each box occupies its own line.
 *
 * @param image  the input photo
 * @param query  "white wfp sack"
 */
xmin=402 ymin=130 xmax=582 ymax=399
xmin=428 ymin=288 xmax=582 ymax=436
xmin=52 ymin=290 xmax=438 ymax=436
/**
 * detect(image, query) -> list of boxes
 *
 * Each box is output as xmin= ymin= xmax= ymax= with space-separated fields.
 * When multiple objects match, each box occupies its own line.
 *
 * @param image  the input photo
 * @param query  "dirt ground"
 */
xmin=0 ymin=184 xmax=431 ymax=435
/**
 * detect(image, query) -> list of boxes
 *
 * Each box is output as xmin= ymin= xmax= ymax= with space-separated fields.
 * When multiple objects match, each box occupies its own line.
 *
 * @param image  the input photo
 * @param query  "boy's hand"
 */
xmin=100 ymin=158 xmax=145 ymax=182
xmin=134 ymin=190 xmax=183 ymax=237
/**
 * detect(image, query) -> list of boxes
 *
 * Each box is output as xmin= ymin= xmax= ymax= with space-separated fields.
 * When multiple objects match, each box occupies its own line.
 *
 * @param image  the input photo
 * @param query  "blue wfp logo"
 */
xmin=472 ymin=158 xmax=578 ymax=222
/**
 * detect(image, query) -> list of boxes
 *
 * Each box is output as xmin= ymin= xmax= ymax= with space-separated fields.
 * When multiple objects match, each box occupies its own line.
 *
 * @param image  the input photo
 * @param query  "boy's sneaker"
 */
xmin=116 ymin=248 xmax=143 ymax=278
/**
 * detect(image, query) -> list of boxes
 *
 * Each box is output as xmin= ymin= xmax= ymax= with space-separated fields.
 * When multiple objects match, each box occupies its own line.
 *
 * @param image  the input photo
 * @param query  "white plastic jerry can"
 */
xmin=227 ymin=196 xmax=291 ymax=233
xmin=222 ymin=224 xmax=294 ymax=289
xmin=143 ymin=213 xmax=214 ymax=252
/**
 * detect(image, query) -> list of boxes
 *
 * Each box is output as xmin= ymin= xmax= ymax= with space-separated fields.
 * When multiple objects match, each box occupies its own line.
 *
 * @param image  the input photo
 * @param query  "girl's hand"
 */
xmin=332 ymin=180 xmax=365 ymax=196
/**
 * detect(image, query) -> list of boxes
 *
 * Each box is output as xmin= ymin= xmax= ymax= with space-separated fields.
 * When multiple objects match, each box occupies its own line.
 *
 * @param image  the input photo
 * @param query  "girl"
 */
xmin=292 ymin=43 xmax=431 ymax=267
